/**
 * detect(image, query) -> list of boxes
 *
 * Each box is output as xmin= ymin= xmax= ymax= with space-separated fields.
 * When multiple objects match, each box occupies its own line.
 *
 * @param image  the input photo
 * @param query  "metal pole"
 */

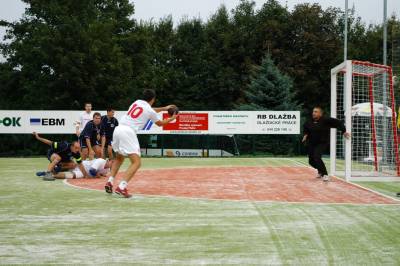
xmin=344 ymin=0 xmax=348 ymax=61
xmin=330 ymin=72 xmax=338 ymax=177
xmin=383 ymin=0 xmax=387 ymax=66
xmin=382 ymin=0 xmax=388 ymax=165
xmin=345 ymin=61 xmax=353 ymax=181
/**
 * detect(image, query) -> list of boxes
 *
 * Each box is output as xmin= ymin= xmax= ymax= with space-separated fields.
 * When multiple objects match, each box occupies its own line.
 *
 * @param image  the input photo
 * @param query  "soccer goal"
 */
xmin=331 ymin=60 xmax=400 ymax=181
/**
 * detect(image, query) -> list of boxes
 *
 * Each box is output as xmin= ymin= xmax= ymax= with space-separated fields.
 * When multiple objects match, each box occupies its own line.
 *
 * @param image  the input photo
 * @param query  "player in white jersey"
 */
xmin=104 ymin=89 xmax=178 ymax=198
xmin=52 ymin=158 xmax=112 ymax=179
xmin=75 ymin=102 xmax=93 ymax=136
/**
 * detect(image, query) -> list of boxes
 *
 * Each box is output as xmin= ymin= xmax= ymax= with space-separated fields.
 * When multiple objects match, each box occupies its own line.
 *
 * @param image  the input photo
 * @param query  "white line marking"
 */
xmin=63 ymin=167 xmax=400 ymax=206
xmin=288 ymin=158 xmax=400 ymax=203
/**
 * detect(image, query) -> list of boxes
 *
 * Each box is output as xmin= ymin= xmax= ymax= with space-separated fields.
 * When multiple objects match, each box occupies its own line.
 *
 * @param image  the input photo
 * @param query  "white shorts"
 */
xmin=71 ymin=158 xmax=108 ymax=178
xmin=112 ymin=125 xmax=141 ymax=156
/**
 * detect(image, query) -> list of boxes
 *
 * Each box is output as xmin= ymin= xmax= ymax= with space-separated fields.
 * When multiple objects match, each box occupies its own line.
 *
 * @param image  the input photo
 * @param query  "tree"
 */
xmin=239 ymin=55 xmax=299 ymax=110
xmin=0 ymin=0 xmax=135 ymax=109
xmin=237 ymin=55 xmax=301 ymax=155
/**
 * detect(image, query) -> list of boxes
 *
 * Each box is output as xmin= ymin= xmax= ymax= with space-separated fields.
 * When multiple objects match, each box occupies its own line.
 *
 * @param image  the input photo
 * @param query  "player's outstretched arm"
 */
xmin=155 ymin=114 xmax=178 ymax=127
xmin=77 ymin=163 xmax=90 ymax=178
xmin=85 ymin=138 xmax=95 ymax=159
xmin=101 ymin=135 xmax=106 ymax=158
xmin=153 ymin=105 xmax=176 ymax=113
xmin=33 ymin=132 xmax=53 ymax=146
xmin=327 ymin=118 xmax=350 ymax=139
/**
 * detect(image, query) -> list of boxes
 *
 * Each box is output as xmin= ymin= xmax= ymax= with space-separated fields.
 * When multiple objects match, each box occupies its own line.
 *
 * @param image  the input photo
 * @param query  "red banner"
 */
xmin=163 ymin=113 xmax=209 ymax=131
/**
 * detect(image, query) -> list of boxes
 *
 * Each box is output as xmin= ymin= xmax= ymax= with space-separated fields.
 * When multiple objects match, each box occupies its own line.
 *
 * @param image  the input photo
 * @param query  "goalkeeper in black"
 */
xmin=302 ymin=106 xmax=350 ymax=182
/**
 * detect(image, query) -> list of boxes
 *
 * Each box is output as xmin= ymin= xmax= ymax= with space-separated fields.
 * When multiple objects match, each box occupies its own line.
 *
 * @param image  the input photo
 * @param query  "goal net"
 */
xmin=331 ymin=60 xmax=400 ymax=181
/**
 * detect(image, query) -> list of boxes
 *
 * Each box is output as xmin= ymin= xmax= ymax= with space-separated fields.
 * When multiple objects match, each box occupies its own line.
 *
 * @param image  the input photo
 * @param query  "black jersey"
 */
xmin=100 ymin=115 xmax=119 ymax=139
xmin=49 ymin=141 xmax=82 ymax=163
xmin=303 ymin=117 xmax=346 ymax=145
xmin=80 ymin=120 xmax=101 ymax=141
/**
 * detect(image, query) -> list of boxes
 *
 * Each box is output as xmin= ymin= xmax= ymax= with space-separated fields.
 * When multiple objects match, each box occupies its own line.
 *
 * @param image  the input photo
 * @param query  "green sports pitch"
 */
xmin=1 ymin=157 xmax=400 ymax=265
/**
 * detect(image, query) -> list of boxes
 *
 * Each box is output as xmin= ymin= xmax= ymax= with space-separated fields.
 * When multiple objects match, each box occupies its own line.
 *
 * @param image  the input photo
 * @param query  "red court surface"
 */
xmin=67 ymin=166 xmax=399 ymax=204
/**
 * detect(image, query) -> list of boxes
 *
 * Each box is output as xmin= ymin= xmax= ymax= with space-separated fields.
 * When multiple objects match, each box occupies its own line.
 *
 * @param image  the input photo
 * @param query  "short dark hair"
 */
xmin=93 ymin=112 xmax=101 ymax=118
xmin=142 ymin=89 xmax=156 ymax=102
xmin=71 ymin=141 xmax=79 ymax=146
xmin=106 ymin=107 xmax=114 ymax=112
xmin=313 ymin=106 xmax=324 ymax=113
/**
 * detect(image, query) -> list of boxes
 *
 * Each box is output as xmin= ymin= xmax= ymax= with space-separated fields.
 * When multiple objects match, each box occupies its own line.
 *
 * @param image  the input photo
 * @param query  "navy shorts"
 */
xmin=47 ymin=149 xmax=71 ymax=163
xmin=79 ymin=137 xmax=100 ymax=149
xmin=105 ymin=137 xmax=112 ymax=147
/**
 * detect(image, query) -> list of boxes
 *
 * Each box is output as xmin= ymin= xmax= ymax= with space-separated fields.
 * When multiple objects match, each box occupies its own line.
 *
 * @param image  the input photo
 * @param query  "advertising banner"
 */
xmin=0 ymin=110 xmax=300 ymax=135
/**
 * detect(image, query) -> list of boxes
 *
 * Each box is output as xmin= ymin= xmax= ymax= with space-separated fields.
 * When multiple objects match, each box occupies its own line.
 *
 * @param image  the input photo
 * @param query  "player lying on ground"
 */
xmin=104 ymin=89 xmax=178 ymax=198
xmin=302 ymin=106 xmax=350 ymax=182
xmin=79 ymin=112 xmax=102 ymax=160
xmin=52 ymin=158 xmax=112 ymax=179
xmin=33 ymin=132 xmax=89 ymax=181
xmin=101 ymin=107 xmax=119 ymax=159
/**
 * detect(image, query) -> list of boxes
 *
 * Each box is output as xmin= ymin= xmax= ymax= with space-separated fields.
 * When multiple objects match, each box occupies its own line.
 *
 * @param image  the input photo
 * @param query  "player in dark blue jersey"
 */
xmin=33 ymin=132 xmax=89 ymax=181
xmin=79 ymin=112 xmax=102 ymax=160
xmin=100 ymin=107 xmax=119 ymax=159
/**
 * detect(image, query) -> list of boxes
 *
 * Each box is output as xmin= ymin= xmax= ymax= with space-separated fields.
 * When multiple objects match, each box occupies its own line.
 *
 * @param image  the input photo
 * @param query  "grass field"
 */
xmin=1 ymin=157 xmax=400 ymax=265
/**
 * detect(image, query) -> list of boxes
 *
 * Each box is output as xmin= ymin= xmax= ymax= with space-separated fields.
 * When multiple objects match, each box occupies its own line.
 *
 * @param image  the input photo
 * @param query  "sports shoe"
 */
xmin=316 ymin=173 xmax=322 ymax=179
xmin=36 ymin=171 xmax=46 ymax=177
xmin=322 ymin=175 xmax=330 ymax=182
xmin=104 ymin=181 xmax=113 ymax=194
xmin=115 ymin=187 xmax=132 ymax=198
xmin=43 ymin=172 xmax=55 ymax=181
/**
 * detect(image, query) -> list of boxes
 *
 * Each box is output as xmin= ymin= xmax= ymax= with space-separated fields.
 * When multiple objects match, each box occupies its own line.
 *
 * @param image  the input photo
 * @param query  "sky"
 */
xmin=0 ymin=0 xmax=399 ymax=60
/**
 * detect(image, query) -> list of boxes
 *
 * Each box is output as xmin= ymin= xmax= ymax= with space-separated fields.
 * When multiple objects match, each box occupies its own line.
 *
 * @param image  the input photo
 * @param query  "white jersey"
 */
xmin=72 ymin=158 xmax=109 ymax=178
xmin=79 ymin=111 xmax=93 ymax=131
xmin=119 ymin=100 xmax=159 ymax=132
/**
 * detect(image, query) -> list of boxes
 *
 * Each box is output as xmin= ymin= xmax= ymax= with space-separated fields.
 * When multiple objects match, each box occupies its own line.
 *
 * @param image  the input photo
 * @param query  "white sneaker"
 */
xmin=322 ymin=175 xmax=330 ymax=182
xmin=316 ymin=174 xmax=322 ymax=179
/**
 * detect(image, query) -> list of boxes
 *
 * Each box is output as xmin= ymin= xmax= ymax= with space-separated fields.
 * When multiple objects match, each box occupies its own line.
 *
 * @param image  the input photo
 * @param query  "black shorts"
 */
xmin=79 ymin=137 xmax=100 ymax=149
xmin=46 ymin=149 xmax=71 ymax=163
xmin=105 ymin=137 xmax=112 ymax=146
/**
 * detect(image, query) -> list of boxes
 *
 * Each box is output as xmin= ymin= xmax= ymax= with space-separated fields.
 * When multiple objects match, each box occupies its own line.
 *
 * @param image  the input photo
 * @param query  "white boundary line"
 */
xmin=62 ymin=179 xmax=399 ymax=206
xmin=287 ymin=158 xmax=400 ymax=203
xmin=63 ymin=163 xmax=400 ymax=206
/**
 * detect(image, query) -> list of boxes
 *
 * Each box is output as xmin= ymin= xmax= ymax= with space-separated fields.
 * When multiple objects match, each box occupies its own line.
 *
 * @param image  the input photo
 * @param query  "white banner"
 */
xmin=0 ymin=110 xmax=300 ymax=135
xmin=141 ymin=148 xmax=234 ymax=157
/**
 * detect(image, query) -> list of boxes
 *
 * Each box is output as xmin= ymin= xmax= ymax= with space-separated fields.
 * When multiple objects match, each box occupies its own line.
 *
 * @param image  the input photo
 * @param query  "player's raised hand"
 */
xmin=343 ymin=132 xmax=351 ymax=139
xmin=32 ymin=132 xmax=39 ymax=139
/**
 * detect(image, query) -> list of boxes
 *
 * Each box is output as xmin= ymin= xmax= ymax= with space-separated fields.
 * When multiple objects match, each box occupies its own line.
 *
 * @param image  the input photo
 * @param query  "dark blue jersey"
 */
xmin=49 ymin=141 xmax=82 ymax=163
xmin=100 ymin=115 xmax=119 ymax=139
xmin=80 ymin=120 xmax=101 ymax=142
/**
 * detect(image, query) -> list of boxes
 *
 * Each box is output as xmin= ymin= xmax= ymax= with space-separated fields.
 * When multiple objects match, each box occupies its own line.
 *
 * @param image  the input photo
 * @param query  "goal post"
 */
xmin=331 ymin=60 xmax=400 ymax=181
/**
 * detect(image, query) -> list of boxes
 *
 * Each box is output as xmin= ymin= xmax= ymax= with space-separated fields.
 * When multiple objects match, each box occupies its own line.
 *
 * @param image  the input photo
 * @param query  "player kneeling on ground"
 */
xmin=302 ymin=106 xmax=350 ymax=182
xmin=33 ymin=132 xmax=89 ymax=181
xmin=79 ymin=112 xmax=102 ymax=160
xmin=53 ymin=158 xmax=112 ymax=179
xmin=104 ymin=89 xmax=178 ymax=198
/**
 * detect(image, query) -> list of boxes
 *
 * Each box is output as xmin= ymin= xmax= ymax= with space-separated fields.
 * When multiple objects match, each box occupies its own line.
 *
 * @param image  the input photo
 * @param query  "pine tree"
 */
xmin=238 ymin=55 xmax=300 ymax=111
xmin=237 ymin=55 xmax=301 ymax=155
